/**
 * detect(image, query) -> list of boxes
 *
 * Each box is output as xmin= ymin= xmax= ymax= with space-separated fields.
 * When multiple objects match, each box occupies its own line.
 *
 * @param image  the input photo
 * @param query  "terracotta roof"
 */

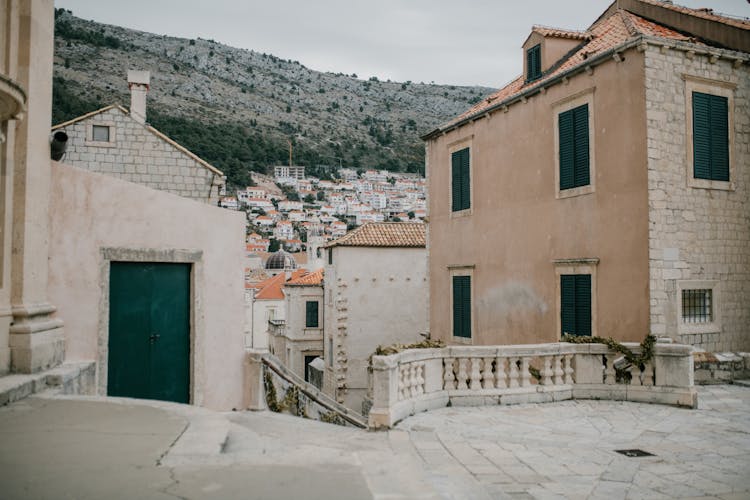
xmin=286 ymin=268 xmax=324 ymax=286
xmin=635 ymin=0 xmax=750 ymax=30
xmin=431 ymin=8 xmax=713 ymax=136
xmin=325 ymin=222 xmax=426 ymax=248
xmin=253 ymin=269 xmax=308 ymax=300
xmin=532 ymin=25 xmax=591 ymax=40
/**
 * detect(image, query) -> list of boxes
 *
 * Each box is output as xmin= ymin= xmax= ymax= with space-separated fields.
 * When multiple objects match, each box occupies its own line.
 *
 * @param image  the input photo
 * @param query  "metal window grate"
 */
xmin=682 ymin=289 xmax=712 ymax=324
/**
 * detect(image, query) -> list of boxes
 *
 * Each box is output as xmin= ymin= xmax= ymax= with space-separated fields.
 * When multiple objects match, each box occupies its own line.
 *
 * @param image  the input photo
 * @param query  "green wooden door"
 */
xmin=108 ymin=262 xmax=190 ymax=404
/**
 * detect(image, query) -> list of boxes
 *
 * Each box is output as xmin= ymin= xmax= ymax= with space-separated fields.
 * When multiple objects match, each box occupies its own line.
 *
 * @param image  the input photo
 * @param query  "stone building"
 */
xmin=0 ymin=0 xmax=247 ymax=410
xmin=51 ymin=71 xmax=226 ymax=204
xmin=268 ymin=269 xmax=325 ymax=382
xmin=424 ymin=0 xmax=749 ymax=351
xmin=323 ymin=222 xmax=428 ymax=411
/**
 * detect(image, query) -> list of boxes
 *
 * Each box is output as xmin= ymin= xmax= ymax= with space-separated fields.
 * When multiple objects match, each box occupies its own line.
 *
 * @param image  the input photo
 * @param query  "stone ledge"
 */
xmin=694 ymin=352 xmax=750 ymax=385
xmin=0 ymin=361 xmax=96 ymax=406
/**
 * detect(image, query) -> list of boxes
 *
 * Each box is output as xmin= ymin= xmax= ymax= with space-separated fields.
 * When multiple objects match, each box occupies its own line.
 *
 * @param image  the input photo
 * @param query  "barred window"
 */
xmin=92 ymin=125 xmax=110 ymax=142
xmin=682 ymin=289 xmax=712 ymax=324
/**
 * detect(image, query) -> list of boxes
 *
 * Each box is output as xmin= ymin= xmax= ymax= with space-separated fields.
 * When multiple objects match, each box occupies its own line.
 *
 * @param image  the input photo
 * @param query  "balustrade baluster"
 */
xmin=482 ymin=357 xmax=495 ymax=389
xmin=553 ymin=356 xmax=564 ymax=385
xmin=541 ymin=356 xmax=552 ymax=386
xmin=399 ymin=366 xmax=408 ymax=400
xmin=469 ymin=358 xmax=482 ymax=390
xmin=520 ymin=357 xmax=531 ymax=387
xmin=416 ymin=363 xmax=425 ymax=395
xmin=495 ymin=357 xmax=507 ymax=389
xmin=457 ymin=358 xmax=469 ymax=390
xmin=443 ymin=358 xmax=456 ymax=390
xmin=642 ymin=361 xmax=654 ymax=386
xmin=604 ymin=354 xmax=616 ymax=385
xmin=508 ymin=357 xmax=519 ymax=388
xmin=563 ymin=354 xmax=574 ymax=385
xmin=409 ymin=364 xmax=419 ymax=397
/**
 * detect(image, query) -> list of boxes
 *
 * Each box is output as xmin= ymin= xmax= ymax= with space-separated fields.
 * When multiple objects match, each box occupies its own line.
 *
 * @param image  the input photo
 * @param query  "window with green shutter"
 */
xmin=527 ymin=44 xmax=541 ymax=82
xmin=559 ymin=104 xmax=590 ymax=190
xmin=451 ymin=147 xmax=470 ymax=212
xmin=305 ymin=301 xmax=319 ymax=328
xmin=452 ymin=275 xmax=472 ymax=338
xmin=693 ymin=92 xmax=729 ymax=182
xmin=560 ymin=274 xmax=591 ymax=337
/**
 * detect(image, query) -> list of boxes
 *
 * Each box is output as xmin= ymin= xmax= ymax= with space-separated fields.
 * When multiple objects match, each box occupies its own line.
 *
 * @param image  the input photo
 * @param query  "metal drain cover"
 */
xmin=615 ymin=449 xmax=654 ymax=457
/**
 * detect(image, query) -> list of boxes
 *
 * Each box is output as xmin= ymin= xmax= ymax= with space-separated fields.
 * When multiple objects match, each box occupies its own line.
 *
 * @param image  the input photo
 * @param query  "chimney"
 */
xmin=127 ymin=70 xmax=150 ymax=124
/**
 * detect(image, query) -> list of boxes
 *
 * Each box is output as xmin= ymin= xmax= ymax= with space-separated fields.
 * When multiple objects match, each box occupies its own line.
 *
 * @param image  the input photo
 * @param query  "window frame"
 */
xmin=554 ymin=258 xmax=598 ymax=339
xmin=684 ymin=76 xmax=735 ymax=191
xmin=676 ymin=280 xmax=721 ymax=336
xmin=553 ymin=89 xmax=596 ymax=200
xmin=449 ymin=266 xmax=474 ymax=344
xmin=305 ymin=300 xmax=319 ymax=328
xmin=86 ymin=121 xmax=116 ymax=147
xmin=448 ymin=137 xmax=473 ymax=218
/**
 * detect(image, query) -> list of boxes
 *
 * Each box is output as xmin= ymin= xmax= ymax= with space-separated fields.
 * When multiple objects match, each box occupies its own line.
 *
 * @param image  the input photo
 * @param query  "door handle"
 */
xmin=149 ymin=333 xmax=160 ymax=344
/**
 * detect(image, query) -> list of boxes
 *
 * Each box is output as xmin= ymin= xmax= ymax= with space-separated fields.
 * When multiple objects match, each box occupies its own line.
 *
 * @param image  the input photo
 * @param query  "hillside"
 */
xmin=51 ymin=9 xmax=495 ymax=187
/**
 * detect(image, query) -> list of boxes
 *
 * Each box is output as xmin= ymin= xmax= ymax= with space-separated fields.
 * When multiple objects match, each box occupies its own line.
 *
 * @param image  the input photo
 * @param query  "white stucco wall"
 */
xmin=48 ymin=162 xmax=246 ymax=410
xmin=251 ymin=298 xmax=284 ymax=351
xmin=324 ymin=246 xmax=427 ymax=411
xmin=280 ymin=284 xmax=324 ymax=379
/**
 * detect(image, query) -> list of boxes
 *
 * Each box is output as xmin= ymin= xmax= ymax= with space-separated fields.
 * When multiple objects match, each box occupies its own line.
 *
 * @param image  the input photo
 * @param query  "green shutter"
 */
xmin=573 ymin=105 xmax=590 ymax=187
xmin=559 ymin=104 xmax=590 ymax=190
xmin=693 ymin=92 xmax=712 ymax=179
xmin=574 ymin=275 xmax=591 ymax=337
xmin=561 ymin=274 xmax=591 ymax=337
xmin=559 ymin=110 xmax=575 ymax=190
xmin=451 ymin=150 xmax=461 ymax=211
xmin=451 ymin=148 xmax=470 ymax=212
xmin=693 ymin=92 xmax=729 ymax=182
xmin=527 ymin=44 xmax=541 ymax=82
xmin=709 ymin=94 xmax=729 ymax=181
xmin=460 ymin=148 xmax=470 ymax=211
xmin=560 ymin=275 xmax=576 ymax=336
xmin=453 ymin=275 xmax=471 ymax=338
xmin=306 ymin=301 xmax=319 ymax=328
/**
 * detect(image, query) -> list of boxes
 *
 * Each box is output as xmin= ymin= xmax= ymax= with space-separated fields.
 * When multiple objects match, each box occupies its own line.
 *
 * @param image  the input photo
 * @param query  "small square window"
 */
xmin=92 ymin=125 xmax=110 ymax=142
xmin=682 ymin=289 xmax=712 ymax=324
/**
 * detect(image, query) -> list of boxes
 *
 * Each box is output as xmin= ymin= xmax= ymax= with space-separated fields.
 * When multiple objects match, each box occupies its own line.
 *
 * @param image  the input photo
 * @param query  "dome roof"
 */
xmin=265 ymin=249 xmax=298 ymax=270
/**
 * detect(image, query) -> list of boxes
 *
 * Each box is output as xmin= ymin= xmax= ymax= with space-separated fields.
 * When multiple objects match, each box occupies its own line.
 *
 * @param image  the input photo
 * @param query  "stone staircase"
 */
xmin=0 ymin=361 xmax=96 ymax=406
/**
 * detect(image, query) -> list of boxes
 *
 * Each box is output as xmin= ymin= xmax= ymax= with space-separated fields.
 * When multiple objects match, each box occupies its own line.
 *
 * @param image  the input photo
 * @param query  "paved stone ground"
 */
xmin=397 ymin=385 xmax=750 ymax=499
xmin=0 ymin=385 xmax=748 ymax=499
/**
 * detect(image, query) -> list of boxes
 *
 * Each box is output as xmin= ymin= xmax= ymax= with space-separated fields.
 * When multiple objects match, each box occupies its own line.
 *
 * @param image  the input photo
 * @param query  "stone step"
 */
xmin=0 ymin=361 xmax=95 ymax=406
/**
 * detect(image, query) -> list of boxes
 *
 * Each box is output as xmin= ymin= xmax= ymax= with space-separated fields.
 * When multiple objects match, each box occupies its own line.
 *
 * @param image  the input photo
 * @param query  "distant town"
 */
xmin=219 ymin=166 xmax=426 ymax=255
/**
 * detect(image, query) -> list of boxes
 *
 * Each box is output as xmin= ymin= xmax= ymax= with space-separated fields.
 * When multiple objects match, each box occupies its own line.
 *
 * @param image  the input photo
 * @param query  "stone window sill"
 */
xmin=688 ymin=178 xmax=734 ymax=191
xmin=557 ymin=185 xmax=594 ymax=200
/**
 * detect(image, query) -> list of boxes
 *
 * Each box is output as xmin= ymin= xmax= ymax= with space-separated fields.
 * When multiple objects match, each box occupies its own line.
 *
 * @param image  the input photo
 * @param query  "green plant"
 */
xmin=263 ymin=370 xmax=282 ymax=412
xmin=561 ymin=334 xmax=656 ymax=367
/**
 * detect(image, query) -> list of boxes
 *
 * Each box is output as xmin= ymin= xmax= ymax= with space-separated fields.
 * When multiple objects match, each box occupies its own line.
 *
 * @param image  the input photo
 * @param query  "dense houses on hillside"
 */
xmin=222 ymin=166 xmax=426 ymax=261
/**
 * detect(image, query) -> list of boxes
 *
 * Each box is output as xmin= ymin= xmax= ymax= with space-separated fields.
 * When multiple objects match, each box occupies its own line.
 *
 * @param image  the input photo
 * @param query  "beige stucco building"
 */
xmin=1 ymin=0 xmax=247 ymax=410
xmin=268 ymin=269 xmax=324 ymax=382
xmin=424 ymin=0 xmax=749 ymax=352
xmin=51 ymin=72 xmax=226 ymax=205
xmin=323 ymin=223 xmax=428 ymax=411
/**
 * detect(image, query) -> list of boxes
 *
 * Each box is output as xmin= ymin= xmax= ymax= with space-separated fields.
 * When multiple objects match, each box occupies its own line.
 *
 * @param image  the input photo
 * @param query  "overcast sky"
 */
xmin=55 ymin=0 xmax=749 ymax=88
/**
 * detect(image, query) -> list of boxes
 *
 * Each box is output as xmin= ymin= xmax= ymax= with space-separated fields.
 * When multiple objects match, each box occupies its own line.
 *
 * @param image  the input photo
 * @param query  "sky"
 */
xmin=55 ymin=0 xmax=749 ymax=88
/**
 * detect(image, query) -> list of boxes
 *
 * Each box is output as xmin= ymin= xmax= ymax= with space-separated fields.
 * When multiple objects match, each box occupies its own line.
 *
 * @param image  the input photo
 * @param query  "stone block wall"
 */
xmin=645 ymin=44 xmax=749 ymax=351
xmin=55 ymin=107 xmax=224 ymax=204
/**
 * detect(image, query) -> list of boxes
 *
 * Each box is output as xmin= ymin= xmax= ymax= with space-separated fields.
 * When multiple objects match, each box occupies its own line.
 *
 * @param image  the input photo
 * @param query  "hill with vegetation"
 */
xmin=52 ymin=9 xmax=495 ymax=187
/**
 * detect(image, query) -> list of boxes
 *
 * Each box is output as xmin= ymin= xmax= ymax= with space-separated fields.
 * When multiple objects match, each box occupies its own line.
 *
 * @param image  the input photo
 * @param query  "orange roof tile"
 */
xmin=253 ymin=269 xmax=309 ymax=300
xmin=325 ymin=222 xmax=425 ymax=248
xmin=286 ymin=268 xmax=324 ymax=286
xmin=636 ymin=0 xmax=750 ymax=30
xmin=531 ymin=25 xmax=591 ymax=40
xmin=429 ymin=8 xmax=718 ymax=137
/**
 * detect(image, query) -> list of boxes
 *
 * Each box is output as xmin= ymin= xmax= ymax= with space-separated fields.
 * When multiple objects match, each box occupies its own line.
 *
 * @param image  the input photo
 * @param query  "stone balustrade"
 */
xmin=367 ymin=342 xmax=696 ymax=429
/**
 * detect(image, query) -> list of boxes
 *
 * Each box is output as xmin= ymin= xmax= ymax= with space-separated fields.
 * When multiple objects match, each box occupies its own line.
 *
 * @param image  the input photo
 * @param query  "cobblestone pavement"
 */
xmin=1 ymin=386 xmax=748 ymax=499
xmin=396 ymin=385 xmax=750 ymax=499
